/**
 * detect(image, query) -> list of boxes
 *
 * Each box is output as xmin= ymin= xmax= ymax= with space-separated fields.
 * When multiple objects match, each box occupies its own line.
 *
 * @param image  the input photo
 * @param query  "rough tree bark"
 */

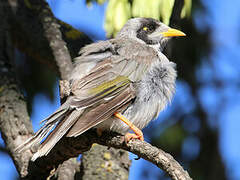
xmin=0 ymin=0 xmax=192 ymax=180
xmin=0 ymin=1 xmax=34 ymax=177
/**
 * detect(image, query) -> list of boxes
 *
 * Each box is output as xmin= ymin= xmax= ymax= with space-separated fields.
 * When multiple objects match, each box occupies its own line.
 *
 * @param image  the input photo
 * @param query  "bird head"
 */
xmin=117 ymin=18 xmax=186 ymax=51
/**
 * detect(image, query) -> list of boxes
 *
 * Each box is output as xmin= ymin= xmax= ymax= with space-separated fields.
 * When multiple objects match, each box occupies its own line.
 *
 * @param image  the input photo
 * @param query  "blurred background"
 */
xmin=1 ymin=0 xmax=240 ymax=179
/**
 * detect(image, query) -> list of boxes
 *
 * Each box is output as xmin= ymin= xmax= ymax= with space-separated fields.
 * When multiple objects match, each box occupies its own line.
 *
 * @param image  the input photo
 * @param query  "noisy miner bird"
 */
xmin=16 ymin=18 xmax=185 ymax=160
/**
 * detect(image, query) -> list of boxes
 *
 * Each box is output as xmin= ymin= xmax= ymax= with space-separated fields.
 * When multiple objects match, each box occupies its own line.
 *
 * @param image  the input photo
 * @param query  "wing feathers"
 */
xmin=66 ymin=85 xmax=135 ymax=137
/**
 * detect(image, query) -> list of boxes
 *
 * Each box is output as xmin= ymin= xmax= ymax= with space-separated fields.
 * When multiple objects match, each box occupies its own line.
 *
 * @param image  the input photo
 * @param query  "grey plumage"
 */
xmin=15 ymin=18 xmax=185 ymax=161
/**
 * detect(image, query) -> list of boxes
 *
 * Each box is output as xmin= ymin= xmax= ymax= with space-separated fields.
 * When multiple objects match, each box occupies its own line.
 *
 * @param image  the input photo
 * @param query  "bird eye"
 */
xmin=143 ymin=26 xmax=149 ymax=31
xmin=143 ymin=25 xmax=155 ymax=33
xmin=148 ymin=25 xmax=154 ymax=31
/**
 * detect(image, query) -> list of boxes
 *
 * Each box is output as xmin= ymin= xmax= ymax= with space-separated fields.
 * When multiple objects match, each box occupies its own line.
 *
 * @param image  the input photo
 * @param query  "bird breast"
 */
xmin=109 ymin=58 xmax=177 ymax=133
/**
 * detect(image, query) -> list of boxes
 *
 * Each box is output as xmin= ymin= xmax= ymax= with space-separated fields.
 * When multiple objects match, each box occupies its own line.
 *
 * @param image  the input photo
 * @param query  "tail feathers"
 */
xmin=31 ymin=109 xmax=83 ymax=161
xmin=40 ymin=102 xmax=69 ymax=125
xmin=15 ymin=106 xmax=69 ymax=153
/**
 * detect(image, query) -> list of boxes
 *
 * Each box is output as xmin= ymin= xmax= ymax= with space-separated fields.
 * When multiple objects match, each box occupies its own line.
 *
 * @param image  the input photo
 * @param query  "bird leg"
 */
xmin=114 ymin=112 xmax=144 ymax=143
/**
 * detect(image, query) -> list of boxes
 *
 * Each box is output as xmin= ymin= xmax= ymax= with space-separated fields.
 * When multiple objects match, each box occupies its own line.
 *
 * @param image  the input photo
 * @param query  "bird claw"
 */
xmin=124 ymin=132 xmax=144 ymax=144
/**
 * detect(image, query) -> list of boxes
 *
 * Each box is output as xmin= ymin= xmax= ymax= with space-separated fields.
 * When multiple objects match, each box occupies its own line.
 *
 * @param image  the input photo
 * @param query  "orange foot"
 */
xmin=124 ymin=132 xmax=144 ymax=144
xmin=114 ymin=112 xmax=144 ymax=143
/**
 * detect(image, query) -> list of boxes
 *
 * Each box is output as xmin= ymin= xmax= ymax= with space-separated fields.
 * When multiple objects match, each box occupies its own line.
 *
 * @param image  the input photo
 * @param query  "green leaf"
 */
xmin=181 ymin=0 xmax=192 ymax=18
xmin=132 ymin=0 xmax=161 ymax=19
xmin=97 ymin=0 xmax=107 ymax=4
xmin=104 ymin=0 xmax=131 ymax=37
xmin=160 ymin=0 xmax=175 ymax=25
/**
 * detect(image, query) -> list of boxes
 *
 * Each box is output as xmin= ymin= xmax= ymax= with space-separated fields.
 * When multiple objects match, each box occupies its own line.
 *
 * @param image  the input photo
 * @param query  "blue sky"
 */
xmin=197 ymin=0 xmax=240 ymax=178
xmin=1 ymin=0 xmax=240 ymax=179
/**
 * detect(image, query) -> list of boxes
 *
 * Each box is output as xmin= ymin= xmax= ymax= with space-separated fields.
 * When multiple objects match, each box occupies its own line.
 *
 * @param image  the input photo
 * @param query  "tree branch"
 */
xmin=8 ymin=0 xmax=91 ymax=77
xmin=56 ymin=158 xmax=80 ymax=180
xmin=0 ymin=1 xmax=34 ymax=177
xmin=79 ymin=144 xmax=130 ymax=180
xmin=170 ymin=0 xmax=184 ymax=28
xmin=37 ymin=1 xmax=73 ymax=80
xmin=26 ymin=131 xmax=192 ymax=180
xmin=100 ymin=134 xmax=191 ymax=180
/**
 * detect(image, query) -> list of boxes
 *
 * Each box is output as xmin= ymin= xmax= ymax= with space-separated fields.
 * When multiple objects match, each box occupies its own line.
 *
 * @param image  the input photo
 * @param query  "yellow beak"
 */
xmin=161 ymin=28 xmax=186 ymax=37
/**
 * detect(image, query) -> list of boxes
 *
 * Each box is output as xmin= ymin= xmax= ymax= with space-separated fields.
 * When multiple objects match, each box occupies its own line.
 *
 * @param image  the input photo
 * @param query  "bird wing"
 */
xmin=65 ymin=59 xmax=136 ymax=137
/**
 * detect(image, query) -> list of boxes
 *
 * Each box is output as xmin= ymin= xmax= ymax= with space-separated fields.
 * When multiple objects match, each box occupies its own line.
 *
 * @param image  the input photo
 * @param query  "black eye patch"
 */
xmin=148 ymin=24 xmax=155 ymax=32
xmin=137 ymin=18 xmax=160 ymax=44
xmin=142 ymin=24 xmax=155 ymax=33
xmin=139 ymin=18 xmax=159 ymax=33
